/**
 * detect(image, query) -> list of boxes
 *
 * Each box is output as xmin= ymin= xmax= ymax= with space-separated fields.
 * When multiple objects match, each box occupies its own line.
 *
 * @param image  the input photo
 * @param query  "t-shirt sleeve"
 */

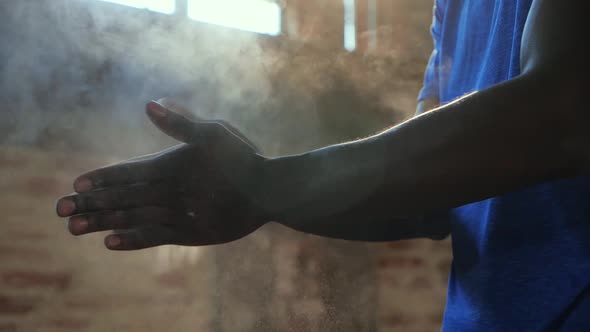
xmin=418 ymin=0 xmax=445 ymax=102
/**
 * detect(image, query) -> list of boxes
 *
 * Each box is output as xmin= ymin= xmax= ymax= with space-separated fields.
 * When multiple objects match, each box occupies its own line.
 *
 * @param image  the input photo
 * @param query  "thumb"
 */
xmin=146 ymin=100 xmax=261 ymax=152
xmin=146 ymin=100 xmax=198 ymax=143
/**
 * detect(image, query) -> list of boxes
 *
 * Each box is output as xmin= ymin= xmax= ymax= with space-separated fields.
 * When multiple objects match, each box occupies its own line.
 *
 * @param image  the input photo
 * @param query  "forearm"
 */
xmin=262 ymin=69 xmax=583 ymax=235
xmin=267 ymin=98 xmax=451 ymax=242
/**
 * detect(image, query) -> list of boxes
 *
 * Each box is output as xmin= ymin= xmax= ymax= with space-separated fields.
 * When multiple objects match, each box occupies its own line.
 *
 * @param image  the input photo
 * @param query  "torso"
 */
xmin=433 ymin=1 xmax=590 ymax=330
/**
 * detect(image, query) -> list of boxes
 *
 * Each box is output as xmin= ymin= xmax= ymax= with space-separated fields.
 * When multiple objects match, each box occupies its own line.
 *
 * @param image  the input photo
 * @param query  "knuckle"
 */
xmin=112 ymin=214 xmax=130 ymax=229
xmin=72 ymin=195 xmax=88 ymax=212
xmin=86 ymin=194 xmax=105 ymax=211
xmin=216 ymin=121 xmax=233 ymax=133
xmin=212 ymin=122 xmax=226 ymax=133
xmin=93 ymin=212 xmax=109 ymax=228
xmin=97 ymin=211 xmax=126 ymax=229
xmin=205 ymin=122 xmax=225 ymax=138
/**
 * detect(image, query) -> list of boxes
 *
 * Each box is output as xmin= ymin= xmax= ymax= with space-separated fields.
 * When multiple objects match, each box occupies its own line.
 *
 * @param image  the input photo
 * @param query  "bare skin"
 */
xmin=57 ymin=101 xmax=269 ymax=250
xmin=56 ymin=0 xmax=586 ymax=250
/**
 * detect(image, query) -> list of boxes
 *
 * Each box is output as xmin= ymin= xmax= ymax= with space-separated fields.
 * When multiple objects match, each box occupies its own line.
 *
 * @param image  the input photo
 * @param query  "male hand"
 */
xmin=56 ymin=101 xmax=269 ymax=250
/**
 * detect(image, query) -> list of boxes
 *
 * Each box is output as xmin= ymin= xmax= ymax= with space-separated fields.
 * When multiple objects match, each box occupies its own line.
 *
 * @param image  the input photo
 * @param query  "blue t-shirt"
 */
xmin=419 ymin=1 xmax=590 ymax=331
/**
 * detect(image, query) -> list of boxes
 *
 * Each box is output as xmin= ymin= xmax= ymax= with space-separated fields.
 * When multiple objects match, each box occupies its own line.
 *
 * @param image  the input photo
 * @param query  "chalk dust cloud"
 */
xmin=1 ymin=0 xmax=433 ymax=156
xmin=1 ymin=0 xmax=278 ymax=157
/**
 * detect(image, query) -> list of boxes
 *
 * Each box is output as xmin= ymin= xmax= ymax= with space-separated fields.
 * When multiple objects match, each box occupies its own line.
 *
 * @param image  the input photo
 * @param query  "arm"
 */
xmin=55 ymin=1 xmax=583 ymax=250
xmin=263 ymin=0 xmax=585 ymax=235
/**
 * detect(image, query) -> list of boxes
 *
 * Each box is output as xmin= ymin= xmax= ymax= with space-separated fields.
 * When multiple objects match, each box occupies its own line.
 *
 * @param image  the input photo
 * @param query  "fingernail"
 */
xmin=57 ymin=199 xmax=76 ymax=217
xmin=105 ymin=235 xmax=121 ymax=248
xmin=148 ymin=102 xmax=167 ymax=118
xmin=74 ymin=178 xmax=92 ymax=193
xmin=70 ymin=217 xmax=88 ymax=235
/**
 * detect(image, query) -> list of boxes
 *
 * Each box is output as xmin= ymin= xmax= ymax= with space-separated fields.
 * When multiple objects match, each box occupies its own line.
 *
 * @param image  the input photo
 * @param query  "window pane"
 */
xmin=95 ymin=0 xmax=175 ymax=14
xmin=187 ymin=0 xmax=281 ymax=36
xmin=343 ymin=0 xmax=356 ymax=51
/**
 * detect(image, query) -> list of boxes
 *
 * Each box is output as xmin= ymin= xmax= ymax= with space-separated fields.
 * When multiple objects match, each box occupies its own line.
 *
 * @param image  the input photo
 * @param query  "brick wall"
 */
xmin=376 ymin=240 xmax=451 ymax=331
xmin=281 ymin=0 xmax=434 ymax=57
xmin=0 ymin=146 xmax=451 ymax=332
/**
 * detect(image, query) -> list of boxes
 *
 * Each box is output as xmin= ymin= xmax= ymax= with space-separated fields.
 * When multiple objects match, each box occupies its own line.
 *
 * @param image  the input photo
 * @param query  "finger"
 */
xmin=146 ymin=101 xmax=260 ymax=151
xmin=156 ymin=98 xmax=201 ymax=120
xmin=124 ymin=144 xmax=185 ymax=163
xmin=210 ymin=120 xmax=260 ymax=152
xmin=57 ymin=182 xmax=171 ymax=217
xmin=73 ymin=157 xmax=163 ymax=193
xmin=146 ymin=101 xmax=203 ymax=143
xmin=155 ymin=99 xmax=255 ymax=146
xmin=104 ymin=225 xmax=179 ymax=250
xmin=68 ymin=207 xmax=177 ymax=235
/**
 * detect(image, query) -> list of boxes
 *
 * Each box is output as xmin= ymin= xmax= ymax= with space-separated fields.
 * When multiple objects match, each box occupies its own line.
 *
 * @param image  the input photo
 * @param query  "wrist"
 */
xmin=257 ymin=153 xmax=311 ymax=223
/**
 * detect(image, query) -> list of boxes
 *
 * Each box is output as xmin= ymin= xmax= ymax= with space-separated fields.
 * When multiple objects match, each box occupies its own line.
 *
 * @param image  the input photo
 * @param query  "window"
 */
xmin=187 ymin=0 xmax=281 ymax=36
xmin=93 ymin=0 xmax=281 ymax=36
xmin=343 ymin=0 xmax=356 ymax=51
xmin=95 ymin=0 xmax=176 ymax=14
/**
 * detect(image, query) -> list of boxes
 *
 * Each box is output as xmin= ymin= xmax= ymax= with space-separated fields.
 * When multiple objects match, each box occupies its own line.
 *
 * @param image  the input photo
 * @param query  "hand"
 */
xmin=56 ymin=100 xmax=269 ymax=250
